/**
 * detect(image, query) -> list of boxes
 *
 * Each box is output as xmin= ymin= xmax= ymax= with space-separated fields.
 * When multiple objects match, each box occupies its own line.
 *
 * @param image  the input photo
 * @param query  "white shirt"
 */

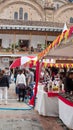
xmin=16 ymin=73 xmax=26 ymax=86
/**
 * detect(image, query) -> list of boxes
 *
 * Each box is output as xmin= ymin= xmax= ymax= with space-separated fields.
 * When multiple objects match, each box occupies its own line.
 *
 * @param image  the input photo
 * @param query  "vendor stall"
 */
xmin=35 ymin=24 xmax=73 ymax=129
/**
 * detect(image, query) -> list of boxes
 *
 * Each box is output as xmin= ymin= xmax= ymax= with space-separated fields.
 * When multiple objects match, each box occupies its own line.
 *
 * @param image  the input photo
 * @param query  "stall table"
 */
xmin=35 ymin=90 xmax=59 ymax=117
xmin=37 ymin=83 xmax=45 ymax=91
xmin=58 ymin=95 xmax=73 ymax=129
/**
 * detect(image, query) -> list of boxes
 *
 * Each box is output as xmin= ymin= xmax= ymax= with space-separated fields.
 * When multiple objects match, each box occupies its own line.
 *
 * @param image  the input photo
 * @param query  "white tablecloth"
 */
xmin=37 ymin=83 xmax=44 ymax=91
xmin=59 ymin=96 xmax=73 ymax=129
xmin=35 ymin=90 xmax=59 ymax=117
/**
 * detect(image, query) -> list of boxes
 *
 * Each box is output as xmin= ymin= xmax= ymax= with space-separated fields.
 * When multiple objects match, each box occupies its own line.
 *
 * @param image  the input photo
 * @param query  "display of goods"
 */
xmin=52 ymin=86 xmax=58 ymax=91
xmin=59 ymin=93 xmax=73 ymax=102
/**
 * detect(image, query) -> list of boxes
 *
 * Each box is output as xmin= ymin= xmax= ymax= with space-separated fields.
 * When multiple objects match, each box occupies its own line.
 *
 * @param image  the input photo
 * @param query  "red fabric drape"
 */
xmin=47 ymin=92 xmax=59 ymax=97
xmin=29 ymin=60 xmax=40 ymax=106
xmin=59 ymin=95 xmax=73 ymax=107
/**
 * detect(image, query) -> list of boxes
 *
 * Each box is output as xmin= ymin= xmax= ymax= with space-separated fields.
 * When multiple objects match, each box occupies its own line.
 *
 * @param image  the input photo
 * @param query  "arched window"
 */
xmin=69 ymin=0 xmax=73 ymax=2
xmin=57 ymin=4 xmax=59 ymax=9
xmin=70 ymin=17 xmax=73 ymax=23
xmin=24 ymin=12 xmax=28 ymax=21
xmin=19 ymin=7 xmax=23 ymax=19
xmin=14 ymin=12 xmax=18 ymax=20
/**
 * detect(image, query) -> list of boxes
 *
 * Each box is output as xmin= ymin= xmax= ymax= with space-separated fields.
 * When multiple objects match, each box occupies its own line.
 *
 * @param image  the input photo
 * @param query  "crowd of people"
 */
xmin=0 ymin=67 xmax=35 ymax=104
xmin=15 ymin=68 xmax=35 ymax=102
xmin=0 ymin=66 xmax=73 ymax=105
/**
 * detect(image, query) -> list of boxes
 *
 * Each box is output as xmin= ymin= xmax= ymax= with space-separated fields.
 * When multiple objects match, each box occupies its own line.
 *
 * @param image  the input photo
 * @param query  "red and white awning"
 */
xmin=9 ymin=56 xmax=37 ymax=68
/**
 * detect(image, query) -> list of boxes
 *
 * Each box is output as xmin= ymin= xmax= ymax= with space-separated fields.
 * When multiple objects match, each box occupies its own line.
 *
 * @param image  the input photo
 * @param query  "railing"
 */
xmin=0 ymin=47 xmax=42 ymax=55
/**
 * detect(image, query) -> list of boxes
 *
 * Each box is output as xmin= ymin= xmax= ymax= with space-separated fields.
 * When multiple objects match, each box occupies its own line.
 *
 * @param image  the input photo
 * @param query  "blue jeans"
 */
xmin=29 ymin=82 xmax=35 ymax=99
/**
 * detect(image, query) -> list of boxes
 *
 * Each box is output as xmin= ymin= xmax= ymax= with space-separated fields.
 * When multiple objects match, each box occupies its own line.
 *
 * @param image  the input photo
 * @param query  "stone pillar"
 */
xmin=13 ymin=33 xmax=16 ymax=54
xmin=45 ymin=33 xmax=47 ymax=48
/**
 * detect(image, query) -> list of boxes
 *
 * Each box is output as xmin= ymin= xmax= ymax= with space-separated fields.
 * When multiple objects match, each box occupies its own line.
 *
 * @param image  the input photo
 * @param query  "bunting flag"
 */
xmin=42 ymin=63 xmax=73 ymax=68
xmin=64 ymin=29 xmax=69 ymax=43
xmin=62 ymin=23 xmax=68 ymax=33
xmin=58 ymin=32 xmax=64 ymax=46
xmin=52 ymin=35 xmax=60 ymax=48
xmin=37 ymin=24 xmax=68 ymax=60
xmin=37 ymin=35 xmax=60 ymax=60
xmin=58 ymin=23 xmax=68 ymax=46
xmin=44 ymin=62 xmax=48 ymax=68
xmin=69 ymin=26 xmax=73 ymax=37
xmin=27 ymin=60 xmax=73 ymax=68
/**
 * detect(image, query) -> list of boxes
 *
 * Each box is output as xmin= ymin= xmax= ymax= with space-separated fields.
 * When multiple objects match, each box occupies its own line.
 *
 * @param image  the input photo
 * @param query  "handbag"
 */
xmin=17 ymin=83 xmax=25 ymax=89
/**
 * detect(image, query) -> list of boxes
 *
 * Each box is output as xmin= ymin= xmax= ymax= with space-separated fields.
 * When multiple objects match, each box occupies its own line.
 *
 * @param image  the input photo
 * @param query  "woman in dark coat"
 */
xmin=0 ymin=69 xmax=9 ymax=105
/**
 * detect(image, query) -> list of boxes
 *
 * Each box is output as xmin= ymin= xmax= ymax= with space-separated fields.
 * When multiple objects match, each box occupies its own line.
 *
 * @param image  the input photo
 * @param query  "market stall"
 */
xmin=35 ymin=25 xmax=73 ymax=130
xmin=9 ymin=25 xmax=73 ymax=124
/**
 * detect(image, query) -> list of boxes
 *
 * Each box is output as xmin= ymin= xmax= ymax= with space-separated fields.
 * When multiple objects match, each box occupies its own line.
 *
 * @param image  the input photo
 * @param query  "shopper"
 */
xmin=0 ymin=69 xmax=9 ymax=105
xmin=16 ymin=69 xmax=26 ymax=102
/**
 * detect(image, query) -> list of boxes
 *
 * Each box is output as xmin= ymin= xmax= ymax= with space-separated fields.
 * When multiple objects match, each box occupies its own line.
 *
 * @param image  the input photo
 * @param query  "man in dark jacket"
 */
xmin=0 ymin=69 xmax=9 ymax=105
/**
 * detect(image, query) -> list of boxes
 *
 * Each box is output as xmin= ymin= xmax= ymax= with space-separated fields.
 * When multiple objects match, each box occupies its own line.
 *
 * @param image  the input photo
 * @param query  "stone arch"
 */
xmin=53 ymin=0 xmax=68 ymax=4
xmin=0 ymin=0 xmax=45 ymax=20
xmin=54 ymin=4 xmax=73 ymax=23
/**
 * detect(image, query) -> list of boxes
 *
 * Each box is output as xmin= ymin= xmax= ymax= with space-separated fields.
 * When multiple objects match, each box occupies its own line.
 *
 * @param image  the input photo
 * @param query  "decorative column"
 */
xmin=29 ymin=32 xmax=32 ymax=53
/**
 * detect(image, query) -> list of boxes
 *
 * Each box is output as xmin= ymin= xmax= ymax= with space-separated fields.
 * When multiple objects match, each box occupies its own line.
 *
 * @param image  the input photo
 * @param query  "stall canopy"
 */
xmin=10 ymin=56 xmax=37 ymax=68
xmin=48 ymin=37 xmax=73 ymax=58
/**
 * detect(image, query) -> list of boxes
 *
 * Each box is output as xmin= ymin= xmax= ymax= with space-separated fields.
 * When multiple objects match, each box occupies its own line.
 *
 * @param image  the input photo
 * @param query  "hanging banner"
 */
xmin=37 ymin=24 xmax=71 ymax=61
xmin=37 ymin=35 xmax=60 ymax=60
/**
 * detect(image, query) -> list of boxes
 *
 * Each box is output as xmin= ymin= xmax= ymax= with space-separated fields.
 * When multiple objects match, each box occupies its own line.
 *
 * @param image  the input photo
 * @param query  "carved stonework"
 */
xmin=0 ymin=0 xmax=45 ymax=21
xmin=44 ymin=0 xmax=54 ymax=9
xmin=0 ymin=0 xmax=5 ymax=3
xmin=0 ymin=0 xmax=73 ymax=23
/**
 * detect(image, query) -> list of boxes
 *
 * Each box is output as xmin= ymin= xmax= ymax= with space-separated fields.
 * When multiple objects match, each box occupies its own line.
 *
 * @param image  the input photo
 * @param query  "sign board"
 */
xmin=2 ymin=58 xmax=9 ymax=63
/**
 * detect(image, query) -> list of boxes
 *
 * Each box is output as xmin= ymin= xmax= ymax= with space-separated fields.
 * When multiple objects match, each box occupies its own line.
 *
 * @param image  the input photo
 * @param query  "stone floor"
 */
xmin=0 ymin=108 xmax=70 ymax=130
xmin=0 ymin=82 xmax=71 ymax=130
